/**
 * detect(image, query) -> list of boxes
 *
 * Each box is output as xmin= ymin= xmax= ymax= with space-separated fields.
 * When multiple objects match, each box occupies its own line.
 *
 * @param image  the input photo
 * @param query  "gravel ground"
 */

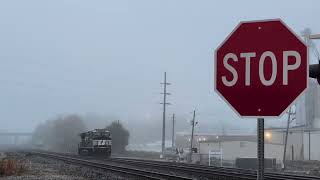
xmin=283 ymin=160 xmax=320 ymax=176
xmin=0 ymin=152 xmax=137 ymax=180
xmin=0 ymin=151 xmax=230 ymax=180
xmin=115 ymin=151 xmax=161 ymax=160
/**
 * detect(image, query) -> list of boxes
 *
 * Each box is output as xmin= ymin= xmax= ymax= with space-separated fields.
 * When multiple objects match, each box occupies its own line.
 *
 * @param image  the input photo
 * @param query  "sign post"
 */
xmin=257 ymin=118 xmax=264 ymax=180
xmin=214 ymin=19 xmax=308 ymax=180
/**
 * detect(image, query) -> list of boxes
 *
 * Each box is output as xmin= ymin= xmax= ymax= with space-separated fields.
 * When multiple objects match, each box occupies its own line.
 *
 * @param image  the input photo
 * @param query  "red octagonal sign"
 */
xmin=215 ymin=19 xmax=308 ymax=117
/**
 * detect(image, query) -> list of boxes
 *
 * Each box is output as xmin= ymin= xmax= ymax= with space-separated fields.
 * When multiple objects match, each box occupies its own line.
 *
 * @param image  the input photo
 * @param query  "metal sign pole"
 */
xmin=257 ymin=118 xmax=264 ymax=180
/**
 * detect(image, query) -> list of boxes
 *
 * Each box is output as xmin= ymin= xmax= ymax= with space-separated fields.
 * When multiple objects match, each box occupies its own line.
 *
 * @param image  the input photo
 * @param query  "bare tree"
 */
xmin=32 ymin=114 xmax=87 ymax=153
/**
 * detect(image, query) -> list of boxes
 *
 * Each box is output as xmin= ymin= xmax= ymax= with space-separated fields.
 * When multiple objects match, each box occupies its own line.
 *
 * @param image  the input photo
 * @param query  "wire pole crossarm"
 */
xmin=160 ymin=103 xmax=171 ymax=105
xmin=160 ymin=93 xmax=171 ymax=95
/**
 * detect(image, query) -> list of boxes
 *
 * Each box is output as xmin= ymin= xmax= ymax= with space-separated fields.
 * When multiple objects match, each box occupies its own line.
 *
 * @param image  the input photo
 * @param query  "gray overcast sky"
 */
xmin=0 ymin=0 xmax=319 ymax=132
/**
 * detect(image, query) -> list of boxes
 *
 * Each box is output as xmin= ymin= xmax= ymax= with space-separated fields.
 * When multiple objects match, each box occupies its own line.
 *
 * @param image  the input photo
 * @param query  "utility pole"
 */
xmin=282 ymin=107 xmax=293 ymax=170
xmin=189 ymin=110 xmax=197 ymax=163
xmin=172 ymin=113 xmax=175 ymax=148
xmin=309 ymin=129 xmax=311 ymax=160
xmin=160 ymin=72 xmax=170 ymax=158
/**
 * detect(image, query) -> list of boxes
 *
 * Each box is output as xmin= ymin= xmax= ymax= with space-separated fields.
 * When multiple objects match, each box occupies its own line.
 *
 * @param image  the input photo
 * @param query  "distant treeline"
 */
xmin=32 ymin=114 xmax=129 ymax=153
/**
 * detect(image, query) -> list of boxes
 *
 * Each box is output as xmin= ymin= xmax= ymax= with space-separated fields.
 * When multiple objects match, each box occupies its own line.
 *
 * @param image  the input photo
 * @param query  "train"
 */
xmin=78 ymin=128 xmax=112 ymax=157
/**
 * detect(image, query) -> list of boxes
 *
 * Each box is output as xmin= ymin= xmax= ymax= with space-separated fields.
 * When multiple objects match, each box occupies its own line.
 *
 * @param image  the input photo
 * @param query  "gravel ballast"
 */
xmin=0 ymin=152 xmax=136 ymax=180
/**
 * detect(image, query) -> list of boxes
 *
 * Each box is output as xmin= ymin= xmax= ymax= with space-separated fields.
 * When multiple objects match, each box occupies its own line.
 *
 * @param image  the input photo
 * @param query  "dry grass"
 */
xmin=0 ymin=158 xmax=26 ymax=176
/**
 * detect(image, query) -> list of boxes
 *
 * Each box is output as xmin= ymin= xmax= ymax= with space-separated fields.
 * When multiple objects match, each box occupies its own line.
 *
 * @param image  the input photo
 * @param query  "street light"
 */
xmin=265 ymin=132 xmax=272 ymax=141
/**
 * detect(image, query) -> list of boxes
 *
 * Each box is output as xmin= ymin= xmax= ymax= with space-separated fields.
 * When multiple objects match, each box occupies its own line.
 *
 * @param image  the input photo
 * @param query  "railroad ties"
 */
xmin=29 ymin=151 xmax=320 ymax=180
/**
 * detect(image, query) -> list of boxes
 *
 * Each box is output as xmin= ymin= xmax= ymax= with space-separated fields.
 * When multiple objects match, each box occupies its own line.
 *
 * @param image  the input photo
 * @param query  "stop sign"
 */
xmin=215 ymin=19 xmax=308 ymax=117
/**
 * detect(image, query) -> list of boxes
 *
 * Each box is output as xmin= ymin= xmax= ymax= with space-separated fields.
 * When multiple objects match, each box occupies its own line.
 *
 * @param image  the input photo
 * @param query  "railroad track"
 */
xmin=28 ymin=151 xmax=320 ymax=180
xmin=110 ymin=157 xmax=253 ymax=180
xmin=109 ymin=157 xmax=320 ymax=180
xmin=29 ymin=151 xmax=192 ymax=180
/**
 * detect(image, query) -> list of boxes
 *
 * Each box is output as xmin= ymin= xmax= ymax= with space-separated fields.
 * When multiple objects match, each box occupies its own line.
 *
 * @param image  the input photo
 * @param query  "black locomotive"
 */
xmin=78 ymin=128 xmax=112 ymax=157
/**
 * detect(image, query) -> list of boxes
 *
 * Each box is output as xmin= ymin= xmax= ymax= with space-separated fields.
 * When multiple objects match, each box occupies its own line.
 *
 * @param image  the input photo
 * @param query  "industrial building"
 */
xmin=176 ymin=131 xmax=295 ymax=166
xmin=175 ymin=80 xmax=320 ymax=166
xmin=176 ymin=132 xmax=284 ymax=165
xmin=295 ymin=79 xmax=320 ymax=160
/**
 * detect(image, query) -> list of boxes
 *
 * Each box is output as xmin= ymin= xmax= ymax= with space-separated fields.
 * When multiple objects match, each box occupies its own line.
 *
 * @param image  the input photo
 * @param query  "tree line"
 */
xmin=32 ymin=114 xmax=130 ymax=153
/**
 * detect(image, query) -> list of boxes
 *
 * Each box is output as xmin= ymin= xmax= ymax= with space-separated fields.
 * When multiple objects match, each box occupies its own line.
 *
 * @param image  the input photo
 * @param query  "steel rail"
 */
xmin=27 ymin=150 xmax=320 ymax=180
xmin=29 ymin=151 xmax=192 ymax=180
xmin=110 ymin=157 xmax=320 ymax=180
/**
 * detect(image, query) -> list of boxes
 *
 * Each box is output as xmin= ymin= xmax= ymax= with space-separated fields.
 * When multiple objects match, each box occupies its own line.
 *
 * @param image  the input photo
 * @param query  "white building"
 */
xmin=184 ymin=128 xmax=311 ymax=165
xmin=294 ymin=78 xmax=320 ymax=160
xmin=296 ymin=79 xmax=320 ymax=128
xmin=265 ymin=127 xmax=320 ymax=161
xmin=264 ymin=127 xmax=304 ymax=161
xmin=198 ymin=135 xmax=283 ymax=163
xmin=176 ymin=81 xmax=320 ymax=163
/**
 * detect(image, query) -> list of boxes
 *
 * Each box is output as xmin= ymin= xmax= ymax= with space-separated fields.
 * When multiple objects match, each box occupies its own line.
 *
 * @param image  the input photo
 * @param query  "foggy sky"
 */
xmin=0 ymin=0 xmax=319 ymax=133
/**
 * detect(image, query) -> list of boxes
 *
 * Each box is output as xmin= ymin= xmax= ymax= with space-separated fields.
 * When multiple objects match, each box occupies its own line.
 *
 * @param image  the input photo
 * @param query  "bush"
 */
xmin=0 ymin=158 xmax=26 ymax=176
xmin=32 ymin=114 xmax=87 ymax=153
xmin=106 ymin=121 xmax=130 ymax=153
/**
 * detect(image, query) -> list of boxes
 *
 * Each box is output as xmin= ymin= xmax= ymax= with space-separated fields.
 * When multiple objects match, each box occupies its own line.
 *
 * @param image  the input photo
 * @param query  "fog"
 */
xmin=0 ymin=0 xmax=320 ymax=145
